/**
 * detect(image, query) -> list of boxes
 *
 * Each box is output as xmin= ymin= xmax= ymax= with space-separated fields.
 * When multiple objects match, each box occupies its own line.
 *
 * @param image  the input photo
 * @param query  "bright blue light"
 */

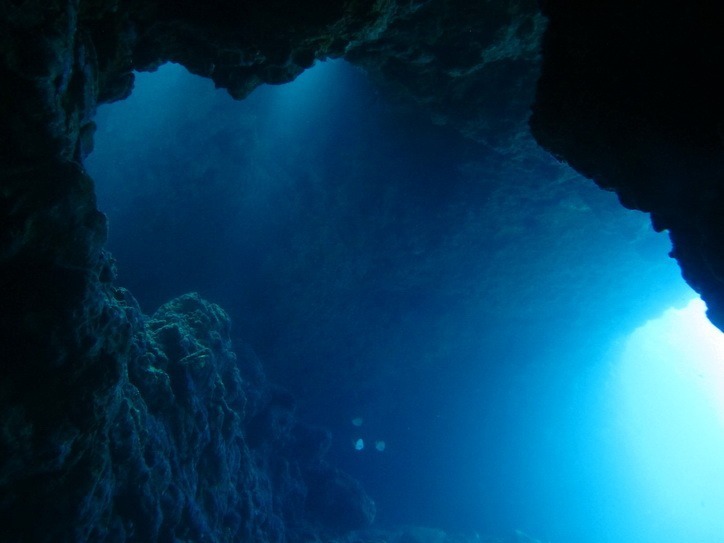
xmin=611 ymin=297 xmax=724 ymax=541
xmin=262 ymin=59 xmax=348 ymax=137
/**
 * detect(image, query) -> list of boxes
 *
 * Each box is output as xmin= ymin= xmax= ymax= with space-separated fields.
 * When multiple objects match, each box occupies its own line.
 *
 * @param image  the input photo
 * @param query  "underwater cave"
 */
xmin=2 ymin=2 xmax=724 ymax=543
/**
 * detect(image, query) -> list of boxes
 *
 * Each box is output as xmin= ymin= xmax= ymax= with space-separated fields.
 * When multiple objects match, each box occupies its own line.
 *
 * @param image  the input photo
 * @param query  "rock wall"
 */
xmin=0 ymin=0 xmax=417 ymax=539
xmin=1 ymin=286 xmax=374 ymax=542
xmin=530 ymin=1 xmax=724 ymax=328
xmin=0 ymin=2 xmax=390 ymax=537
xmin=345 ymin=0 xmax=544 ymax=154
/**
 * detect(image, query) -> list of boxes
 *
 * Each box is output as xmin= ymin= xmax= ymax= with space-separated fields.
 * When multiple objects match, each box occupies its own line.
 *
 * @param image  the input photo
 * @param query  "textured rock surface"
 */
xmin=0 ymin=1 xmax=509 ymax=540
xmin=346 ymin=0 xmax=544 ymax=154
xmin=0 ymin=289 xmax=374 ymax=541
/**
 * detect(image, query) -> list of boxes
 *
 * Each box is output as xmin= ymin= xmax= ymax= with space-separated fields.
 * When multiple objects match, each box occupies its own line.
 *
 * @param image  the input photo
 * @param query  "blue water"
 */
xmin=85 ymin=61 xmax=724 ymax=542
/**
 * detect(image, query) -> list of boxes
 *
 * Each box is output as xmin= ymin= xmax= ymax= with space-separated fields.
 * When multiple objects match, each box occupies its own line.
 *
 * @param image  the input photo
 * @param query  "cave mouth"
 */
xmin=86 ymin=59 xmax=704 ymax=541
xmin=609 ymin=297 xmax=724 ymax=541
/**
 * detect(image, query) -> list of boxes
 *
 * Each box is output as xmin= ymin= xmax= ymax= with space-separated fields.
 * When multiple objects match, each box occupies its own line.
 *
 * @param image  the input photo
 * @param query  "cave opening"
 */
xmin=608 ymin=297 xmax=724 ymax=542
xmin=84 ymin=59 xmax=715 ymax=542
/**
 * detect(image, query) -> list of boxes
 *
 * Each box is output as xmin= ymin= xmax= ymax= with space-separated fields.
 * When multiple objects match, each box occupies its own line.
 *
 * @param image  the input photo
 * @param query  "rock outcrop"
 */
xmin=0 ymin=289 xmax=374 ymax=541
xmin=345 ymin=0 xmax=544 ymax=154
xmin=530 ymin=2 xmax=724 ymax=327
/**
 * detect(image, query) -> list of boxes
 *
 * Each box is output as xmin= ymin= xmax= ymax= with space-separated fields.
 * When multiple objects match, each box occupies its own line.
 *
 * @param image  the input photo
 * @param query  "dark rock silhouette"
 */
xmin=0 ymin=289 xmax=375 ymax=541
xmin=531 ymin=1 xmax=724 ymax=328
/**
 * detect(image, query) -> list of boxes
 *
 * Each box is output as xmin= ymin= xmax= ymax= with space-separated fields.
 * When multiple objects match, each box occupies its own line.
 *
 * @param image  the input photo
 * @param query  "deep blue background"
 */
xmin=86 ymin=61 xmax=700 ymax=542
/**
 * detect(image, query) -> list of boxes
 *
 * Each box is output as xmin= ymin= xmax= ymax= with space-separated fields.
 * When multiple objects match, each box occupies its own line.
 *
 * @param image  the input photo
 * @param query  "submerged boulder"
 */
xmin=0 ymin=289 xmax=374 ymax=542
